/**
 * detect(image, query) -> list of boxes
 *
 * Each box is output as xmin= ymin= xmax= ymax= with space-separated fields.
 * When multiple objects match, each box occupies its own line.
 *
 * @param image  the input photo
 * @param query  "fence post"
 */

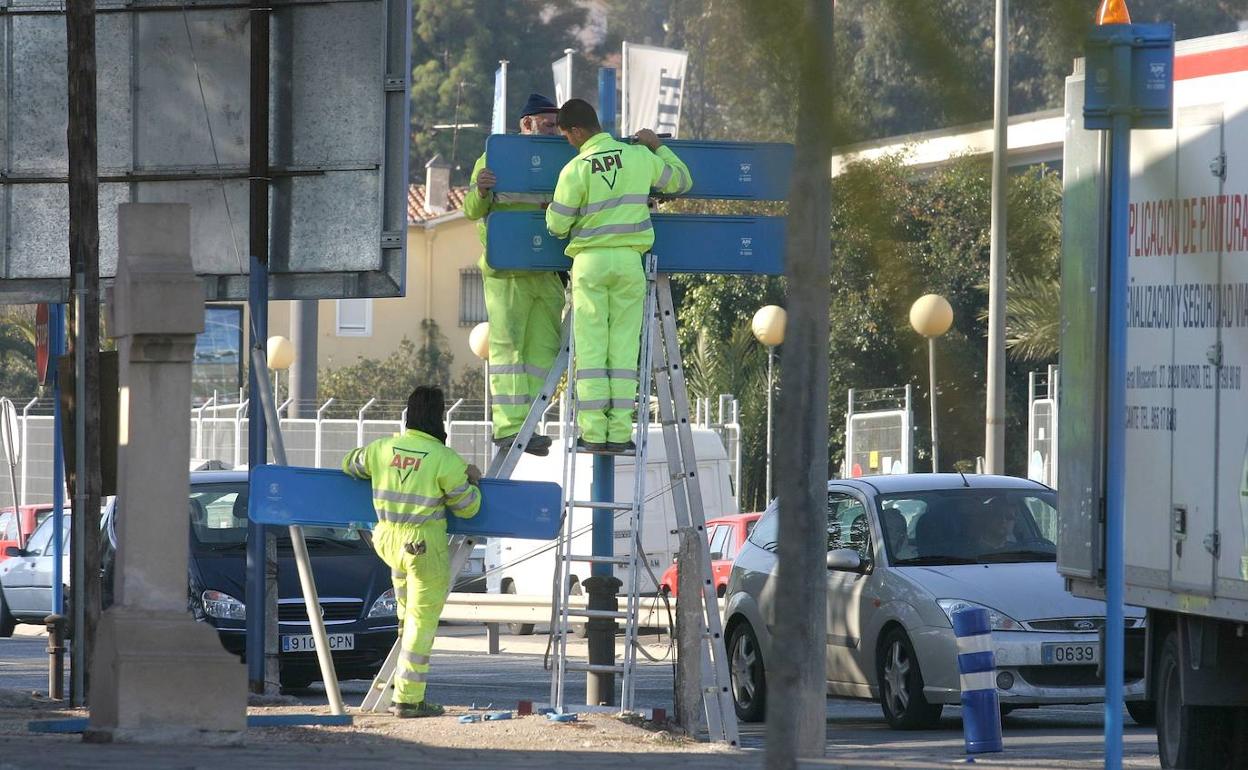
xmin=195 ymin=393 xmax=215 ymax=459
xmin=357 ymin=397 xmax=377 ymax=447
xmin=233 ymin=399 xmax=248 ymax=468
xmin=732 ymin=399 xmax=742 ymax=510
xmin=314 ymin=398 xmax=334 ymax=468
xmin=19 ymin=397 xmax=37 ymax=505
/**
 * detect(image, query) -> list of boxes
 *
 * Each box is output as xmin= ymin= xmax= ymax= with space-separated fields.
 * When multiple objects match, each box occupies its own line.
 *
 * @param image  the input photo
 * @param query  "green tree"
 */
xmin=0 ymin=307 xmax=37 ymax=399
xmin=605 ymin=0 xmax=1245 ymax=142
xmin=409 ymin=0 xmax=597 ymax=183
xmin=318 ymin=320 xmax=456 ymax=414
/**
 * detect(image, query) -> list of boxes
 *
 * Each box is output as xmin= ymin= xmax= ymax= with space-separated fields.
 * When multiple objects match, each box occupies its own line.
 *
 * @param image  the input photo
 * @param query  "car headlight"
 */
xmin=936 ymin=599 xmax=1024 ymax=632
xmin=368 ymin=588 xmax=398 ymax=618
xmin=202 ymin=590 xmax=246 ymax=620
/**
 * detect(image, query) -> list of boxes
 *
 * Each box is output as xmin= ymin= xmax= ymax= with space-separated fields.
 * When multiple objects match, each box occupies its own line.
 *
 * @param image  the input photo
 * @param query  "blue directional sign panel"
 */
xmin=486 ymin=211 xmax=785 ymax=275
xmin=484 ymin=135 xmax=794 ymax=201
xmin=248 ymin=465 xmax=563 ymax=540
xmin=1084 ymin=23 xmax=1174 ymax=130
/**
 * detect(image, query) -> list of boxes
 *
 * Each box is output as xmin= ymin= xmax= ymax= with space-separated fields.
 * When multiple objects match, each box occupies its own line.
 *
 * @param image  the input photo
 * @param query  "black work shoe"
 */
xmin=390 ymin=701 xmax=445 ymax=718
xmin=576 ymin=437 xmax=610 ymax=454
xmin=605 ymin=440 xmax=636 ymax=454
xmin=494 ymin=433 xmax=552 ymax=457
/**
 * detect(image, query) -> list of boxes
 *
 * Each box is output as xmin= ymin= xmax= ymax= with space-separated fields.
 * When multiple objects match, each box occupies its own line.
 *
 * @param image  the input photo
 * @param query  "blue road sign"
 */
xmin=1084 ymin=23 xmax=1175 ymax=130
xmin=248 ymin=465 xmax=563 ymax=540
xmin=484 ymin=134 xmax=794 ymax=201
xmin=486 ymin=211 xmax=785 ymax=275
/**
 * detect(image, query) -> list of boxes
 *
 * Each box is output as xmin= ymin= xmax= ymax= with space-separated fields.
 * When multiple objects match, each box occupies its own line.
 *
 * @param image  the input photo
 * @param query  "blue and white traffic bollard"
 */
xmin=953 ymin=607 xmax=1003 ymax=755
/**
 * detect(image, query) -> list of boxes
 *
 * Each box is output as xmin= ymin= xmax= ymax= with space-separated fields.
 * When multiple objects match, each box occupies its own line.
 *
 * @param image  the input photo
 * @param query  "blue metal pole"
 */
xmin=1103 ymin=40 xmax=1133 ymax=770
xmin=50 ymin=305 xmax=66 ymax=616
xmin=245 ymin=255 xmax=269 ymax=692
xmin=591 ymin=455 xmax=614 ymax=578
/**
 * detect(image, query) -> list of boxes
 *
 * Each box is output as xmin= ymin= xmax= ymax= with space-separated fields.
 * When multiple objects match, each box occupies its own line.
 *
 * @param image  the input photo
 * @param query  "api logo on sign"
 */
xmin=530 ymin=154 xmax=542 ymax=170
xmin=738 ymin=162 xmax=753 ymax=184
xmin=1147 ymin=61 xmax=1169 ymax=91
xmin=739 ymin=236 xmax=754 ymax=257
xmin=531 ymin=235 xmax=543 ymax=251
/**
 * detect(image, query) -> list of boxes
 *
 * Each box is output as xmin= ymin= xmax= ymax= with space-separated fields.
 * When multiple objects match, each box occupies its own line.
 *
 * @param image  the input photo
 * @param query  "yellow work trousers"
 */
xmin=372 ymin=521 xmax=450 ymax=705
xmin=571 ymin=247 xmax=646 ymax=444
xmin=483 ymin=272 xmax=565 ymax=440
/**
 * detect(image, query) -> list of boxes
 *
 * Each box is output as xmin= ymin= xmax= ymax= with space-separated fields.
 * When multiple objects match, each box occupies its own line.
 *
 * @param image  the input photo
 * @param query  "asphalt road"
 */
xmin=0 ymin=626 xmax=1162 ymax=767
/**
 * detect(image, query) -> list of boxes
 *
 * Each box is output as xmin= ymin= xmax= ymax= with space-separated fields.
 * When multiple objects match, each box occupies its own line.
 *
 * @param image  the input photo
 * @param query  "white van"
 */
xmin=484 ymin=427 xmax=737 ymax=600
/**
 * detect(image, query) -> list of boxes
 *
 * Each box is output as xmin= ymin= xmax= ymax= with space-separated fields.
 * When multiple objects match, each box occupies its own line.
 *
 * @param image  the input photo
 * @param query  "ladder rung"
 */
xmin=564 ymin=609 xmax=631 ymax=620
xmin=564 ymin=662 xmax=626 ymax=674
xmin=564 ymin=554 xmax=631 ymax=565
xmin=570 ymin=501 xmax=634 ymax=511
xmin=572 ymin=446 xmax=637 ymax=457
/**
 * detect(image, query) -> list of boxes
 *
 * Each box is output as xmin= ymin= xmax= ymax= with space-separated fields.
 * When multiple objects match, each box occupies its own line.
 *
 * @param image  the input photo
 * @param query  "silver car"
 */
xmin=722 ymin=474 xmax=1149 ymax=729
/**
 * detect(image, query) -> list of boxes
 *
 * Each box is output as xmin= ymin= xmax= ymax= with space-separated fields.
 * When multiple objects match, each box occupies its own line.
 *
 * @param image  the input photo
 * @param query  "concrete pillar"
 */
xmin=88 ymin=204 xmax=246 ymax=742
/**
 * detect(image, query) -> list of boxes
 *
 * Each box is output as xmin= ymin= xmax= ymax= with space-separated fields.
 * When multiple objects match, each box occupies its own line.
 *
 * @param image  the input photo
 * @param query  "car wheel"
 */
xmin=0 ymin=589 xmax=15 ymax=638
xmin=504 ymin=581 xmax=534 ymax=636
xmin=1126 ymin=699 xmax=1156 ymax=727
xmin=1156 ymin=630 xmax=1236 ymax=768
xmin=728 ymin=621 xmax=767 ymax=722
xmin=877 ymin=627 xmax=943 ymax=730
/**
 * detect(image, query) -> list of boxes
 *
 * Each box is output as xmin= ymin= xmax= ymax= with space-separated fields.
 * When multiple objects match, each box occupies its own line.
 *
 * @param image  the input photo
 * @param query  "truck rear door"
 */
xmin=1164 ymin=110 xmax=1224 ymax=596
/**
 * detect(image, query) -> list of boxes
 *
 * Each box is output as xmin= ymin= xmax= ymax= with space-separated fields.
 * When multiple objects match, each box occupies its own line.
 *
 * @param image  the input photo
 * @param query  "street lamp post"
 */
xmin=266 ymin=335 xmax=294 ymax=411
xmin=751 ymin=305 xmax=787 ymax=502
xmin=909 ymin=295 xmax=953 ymax=472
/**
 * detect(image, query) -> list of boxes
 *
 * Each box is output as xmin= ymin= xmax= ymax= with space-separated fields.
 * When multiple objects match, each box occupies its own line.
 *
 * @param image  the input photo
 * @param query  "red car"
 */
xmin=658 ymin=512 xmax=762 ymax=598
xmin=0 ymin=505 xmax=54 ymax=563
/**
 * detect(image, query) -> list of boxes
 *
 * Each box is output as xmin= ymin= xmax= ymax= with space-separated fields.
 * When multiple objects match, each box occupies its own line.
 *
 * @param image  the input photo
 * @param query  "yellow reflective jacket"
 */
xmin=342 ymin=429 xmax=481 ymax=534
xmin=463 ymin=152 xmax=550 ymax=277
xmin=545 ymin=133 xmax=692 ymax=257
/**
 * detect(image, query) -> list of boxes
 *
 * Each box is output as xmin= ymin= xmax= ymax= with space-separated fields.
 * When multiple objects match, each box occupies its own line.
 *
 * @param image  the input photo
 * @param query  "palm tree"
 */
xmin=1001 ymin=274 xmax=1060 ymax=362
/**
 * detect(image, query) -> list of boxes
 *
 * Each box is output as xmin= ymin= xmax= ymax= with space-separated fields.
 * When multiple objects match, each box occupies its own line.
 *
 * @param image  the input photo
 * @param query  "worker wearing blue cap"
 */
xmin=463 ymin=93 xmax=566 ymax=456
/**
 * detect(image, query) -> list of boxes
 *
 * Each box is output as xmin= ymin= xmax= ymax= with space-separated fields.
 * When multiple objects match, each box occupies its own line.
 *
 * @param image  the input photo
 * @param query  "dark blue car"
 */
xmin=103 ymin=470 xmax=397 ymax=689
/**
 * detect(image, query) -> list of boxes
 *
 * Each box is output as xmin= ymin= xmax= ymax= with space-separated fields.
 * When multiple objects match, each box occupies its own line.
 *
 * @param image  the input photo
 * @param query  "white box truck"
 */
xmin=484 ymin=427 xmax=738 ymax=603
xmin=1059 ymin=30 xmax=1248 ymax=768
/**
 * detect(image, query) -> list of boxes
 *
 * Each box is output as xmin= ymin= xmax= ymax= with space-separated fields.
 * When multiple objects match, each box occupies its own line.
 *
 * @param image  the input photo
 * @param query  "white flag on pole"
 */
xmin=551 ymin=49 xmax=574 ymax=106
xmin=621 ymin=43 xmax=688 ymax=138
xmin=491 ymin=61 xmax=508 ymax=135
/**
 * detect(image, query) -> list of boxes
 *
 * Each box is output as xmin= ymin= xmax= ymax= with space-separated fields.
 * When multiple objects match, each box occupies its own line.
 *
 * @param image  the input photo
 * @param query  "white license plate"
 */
xmin=1041 ymin=642 xmax=1098 ymax=665
xmin=281 ymin=633 xmax=355 ymax=653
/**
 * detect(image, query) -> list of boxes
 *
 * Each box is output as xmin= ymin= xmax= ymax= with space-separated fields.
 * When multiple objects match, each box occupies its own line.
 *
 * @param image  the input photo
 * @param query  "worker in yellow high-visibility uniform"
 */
xmin=342 ymin=386 xmax=482 ymax=718
xmin=546 ymin=99 xmax=692 ymax=453
xmin=464 ymin=93 xmax=567 ymax=457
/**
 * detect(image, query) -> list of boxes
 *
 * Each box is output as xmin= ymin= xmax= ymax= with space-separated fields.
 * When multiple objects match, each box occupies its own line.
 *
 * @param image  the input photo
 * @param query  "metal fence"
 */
xmin=1 ymin=395 xmax=743 ymax=510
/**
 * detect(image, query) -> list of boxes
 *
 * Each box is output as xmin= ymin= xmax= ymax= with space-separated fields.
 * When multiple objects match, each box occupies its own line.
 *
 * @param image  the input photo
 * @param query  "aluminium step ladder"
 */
xmin=544 ymin=254 xmax=739 ymax=746
xmin=359 ymin=320 xmax=572 ymax=714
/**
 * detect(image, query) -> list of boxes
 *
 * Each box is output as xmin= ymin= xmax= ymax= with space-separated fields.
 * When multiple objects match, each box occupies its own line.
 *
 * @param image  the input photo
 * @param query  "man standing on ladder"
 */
xmin=342 ymin=386 xmax=482 ymax=717
xmin=464 ymin=93 xmax=566 ymax=457
xmin=546 ymin=98 xmax=692 ymax=453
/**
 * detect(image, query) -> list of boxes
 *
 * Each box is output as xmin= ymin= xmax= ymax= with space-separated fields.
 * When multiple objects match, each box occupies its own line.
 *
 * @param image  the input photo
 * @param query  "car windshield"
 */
xmin=877 ymin=488 xmax=1057 ymax=566
xmin=190 ymin=483 xmax=369 ymax=552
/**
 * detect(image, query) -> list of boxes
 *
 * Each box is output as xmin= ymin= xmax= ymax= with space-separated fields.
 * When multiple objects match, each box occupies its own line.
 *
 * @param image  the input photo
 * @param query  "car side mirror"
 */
xmin=826 ymin=548 xmax=863 ymax=572
xmin=4 ymin=546 xmax=22 ymax=558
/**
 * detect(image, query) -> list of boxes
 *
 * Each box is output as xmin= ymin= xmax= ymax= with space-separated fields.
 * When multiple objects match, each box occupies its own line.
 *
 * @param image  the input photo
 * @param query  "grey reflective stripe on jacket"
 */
xmin=570 ymin=220 xmax=654 ymax=239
